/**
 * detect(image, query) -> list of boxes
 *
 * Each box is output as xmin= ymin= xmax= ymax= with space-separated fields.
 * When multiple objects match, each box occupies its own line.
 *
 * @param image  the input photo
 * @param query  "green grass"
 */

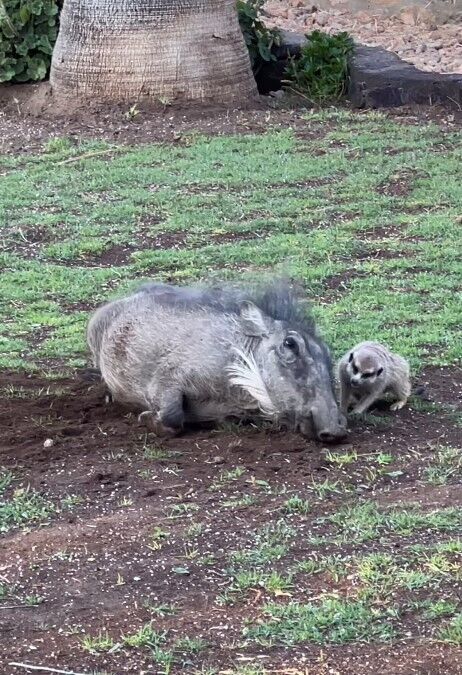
xmin=320 ymin=501 xmax=462 ymax=544
xmin=244 ymin=596 xmax=396 ymax=645
xmin=439 ymin=613 xmax=462 ymax=644
xmin=1 ymin=110 xmax=461 ymax=371
xmin=0 ymin=470 xmax=57 ymax=533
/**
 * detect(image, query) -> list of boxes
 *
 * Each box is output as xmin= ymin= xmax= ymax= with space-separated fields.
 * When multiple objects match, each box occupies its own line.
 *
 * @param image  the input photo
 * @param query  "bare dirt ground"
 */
xmin=1 ymin=83 xmax=461 ymax=159
xmin=1 ymin=366 xmax=461 ymax=674
xmin=263 ymin=0 xmax=462 ymax=75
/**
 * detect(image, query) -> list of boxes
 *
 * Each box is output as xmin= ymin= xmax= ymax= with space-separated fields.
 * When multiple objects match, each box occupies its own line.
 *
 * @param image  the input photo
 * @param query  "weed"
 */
xmin=424 ymin=446 xmax=461 ymax=485
xmin=24 ymin=594 xmax=44 ymax=606
xmin=325 ymin=449 xmax=358 ymax=466
xmin=223 ymin=494 xmax=255 ymax=508
xmin=123 ymin=623 xmax=165 ymax=648
xmin=422 ymin=599 xmax=459 ymax=620
xmin=372 ymin=453 xmax=394 ymax=466
xmin=151 ymin=646 xmax=175 ymax=673
xmin=209 ymin=466 xmax=246 ymax=491
xmin=438 ymin=613 xmax=462 ymax=644
xmin=185 ymin=522 xmax=204 ymax=538
xmin=44 ymin=137 xmax=73 ymax=153
xmin=174 ymin=636 xmax=208 ymax=654
xmin=168 ymin=503 xmax=199 ymax=518
xmin=231 ymin=569 xmax=293 ymax=595
xmin=308 ymin=477 xmax=343 ymax=499
xmin=143 ymin=601 xmax=177 ymax=617
xmin=147 ymin=527 xmax=170 ymax=551
xmin=60 ymin=494 xmax=83 ymax=509
xmin=0 ymin=470 xmax=13 ymax=493
xmin=0 ymin=484 xmax=56 ymax=533
xmin=81 ymin=631 xmax=115 ymax=653
xmin=296 ymin=554 xmax=348 ymax=581
xmin=283 ymin=495 xmax=311 ymax=515
xmin=125 ymin=104 xmax=140 ymax=121
xmin=285 ymin=30 xmax=354 ymax=102
xmin=144 ymin=445 xmax=171 ymax=461
xmin=324 ymin=501 xmax=462 ymax=543
xmin=244 ymin=596 xmax=395 ymax=645
xmin=231 ymin=541 xmax=287 ymax=568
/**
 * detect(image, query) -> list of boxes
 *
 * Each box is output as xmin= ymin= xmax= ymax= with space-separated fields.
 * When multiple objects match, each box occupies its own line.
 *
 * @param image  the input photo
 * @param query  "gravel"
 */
xmin=263 ymin=0 xmax=462 ymax=75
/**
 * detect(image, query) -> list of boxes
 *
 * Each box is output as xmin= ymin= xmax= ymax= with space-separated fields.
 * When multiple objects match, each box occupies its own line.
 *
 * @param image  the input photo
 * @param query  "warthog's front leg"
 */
xmin=139 ymin=386 xmax=185 ymax=437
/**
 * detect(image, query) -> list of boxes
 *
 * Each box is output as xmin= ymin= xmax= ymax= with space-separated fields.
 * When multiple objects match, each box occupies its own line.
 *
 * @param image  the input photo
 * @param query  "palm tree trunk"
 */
xmin=50 ymin=0 xmax=257 ymax=104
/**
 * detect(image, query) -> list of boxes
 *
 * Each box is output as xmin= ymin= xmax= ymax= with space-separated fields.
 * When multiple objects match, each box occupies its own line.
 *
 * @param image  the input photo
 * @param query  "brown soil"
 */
xmin=1 ymin=366 xmax=461 ymax=674
xmin=1 ymin=83 xmax=461 ymax=159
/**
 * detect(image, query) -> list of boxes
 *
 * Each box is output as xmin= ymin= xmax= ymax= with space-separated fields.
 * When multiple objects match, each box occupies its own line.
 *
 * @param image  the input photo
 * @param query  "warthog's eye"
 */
xmin=283 ymin=336 xmax=299 ymax=354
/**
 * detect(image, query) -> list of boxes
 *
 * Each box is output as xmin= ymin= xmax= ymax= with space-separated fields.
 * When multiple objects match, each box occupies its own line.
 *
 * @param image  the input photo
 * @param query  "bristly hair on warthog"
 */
xmin=86 ymin=278 xmax=347 ymax=441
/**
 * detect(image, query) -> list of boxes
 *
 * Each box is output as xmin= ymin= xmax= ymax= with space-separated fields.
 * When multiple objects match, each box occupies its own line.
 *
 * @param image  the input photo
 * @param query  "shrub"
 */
xmin=284 ymin=30 xmax=354 ymax=103
xmin=0 ymin=0 xmax=59 ymax=83
xmin=237 ymin=0 xmax=280 ymax=75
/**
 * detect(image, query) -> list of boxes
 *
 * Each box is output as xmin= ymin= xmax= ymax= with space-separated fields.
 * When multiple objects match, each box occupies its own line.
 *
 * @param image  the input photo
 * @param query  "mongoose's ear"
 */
xmin=377 ymin=367 xmax=384 ymax=376
xmin=348 ymin=352 xmax=354 ymax=363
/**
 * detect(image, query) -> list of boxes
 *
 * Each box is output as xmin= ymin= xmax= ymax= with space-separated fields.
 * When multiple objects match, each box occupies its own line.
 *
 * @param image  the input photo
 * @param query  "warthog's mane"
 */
xmin=137 ymin=280 xmax=316 ymax=332
xmin=137 ymin=280 xmax=333 ymax=370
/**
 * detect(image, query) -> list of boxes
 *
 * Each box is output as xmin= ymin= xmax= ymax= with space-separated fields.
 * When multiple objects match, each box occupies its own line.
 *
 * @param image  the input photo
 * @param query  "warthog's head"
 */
xmin=228 ymin=286 xmax=347 ymax=443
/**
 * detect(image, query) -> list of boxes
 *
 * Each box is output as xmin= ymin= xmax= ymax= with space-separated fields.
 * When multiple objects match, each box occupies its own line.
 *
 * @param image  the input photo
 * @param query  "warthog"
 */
xmin=87 ymin=281 xmax=347 ymax=442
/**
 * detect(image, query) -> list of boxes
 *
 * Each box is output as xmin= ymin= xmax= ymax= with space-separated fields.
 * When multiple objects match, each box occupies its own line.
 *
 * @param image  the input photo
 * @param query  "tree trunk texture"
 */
xmin=50 ymin=0 xmax=257 ymax=104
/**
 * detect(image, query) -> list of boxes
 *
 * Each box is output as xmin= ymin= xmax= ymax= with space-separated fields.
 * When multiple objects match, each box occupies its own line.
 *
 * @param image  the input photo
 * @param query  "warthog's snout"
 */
xmin=317 ymin=425 xmax=348 ymax=443
xmin=316 ymin=410 xmax=348 ymax=443
xmin=300 ymin=411 xmax=348 ymax=443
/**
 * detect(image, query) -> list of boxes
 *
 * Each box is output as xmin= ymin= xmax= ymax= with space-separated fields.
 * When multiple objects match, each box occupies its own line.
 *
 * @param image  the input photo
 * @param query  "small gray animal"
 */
xmin=337 ymin=341 xmax=411 ymax=415
xmin=87 ymin=281 xmax=347 ymax=443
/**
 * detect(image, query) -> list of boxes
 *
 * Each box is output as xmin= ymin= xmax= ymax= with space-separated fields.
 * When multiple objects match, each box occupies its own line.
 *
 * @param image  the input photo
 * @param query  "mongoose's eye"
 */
xmin=352 ymin=364 xmax=358 ymax=375
xmin=283 ymin=336 xmax=299 ymax=354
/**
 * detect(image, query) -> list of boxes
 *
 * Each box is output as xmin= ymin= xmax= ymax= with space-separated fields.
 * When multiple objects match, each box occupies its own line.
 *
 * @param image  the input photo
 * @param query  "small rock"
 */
xmin=269 ymin=89 xmax=285 ymax=99
xmin=416 ymin=7 xmax=437 ymax=29
xmin=355 ymin=11 xmax=371 ymax=23
xmin=268 ymin=6 xmax=289 ymax=19
xmin=43 ymin=438 xmax=54 ymax=448
xmin=415 ymin=44 xmax=427 ymax=54
xmin=315 ymin=10 xmax=329 ymax=26
xmin=212 ymin=455 xmax=225 ymax=464
xmin=399 ymin=7 xmax=417 ymax=26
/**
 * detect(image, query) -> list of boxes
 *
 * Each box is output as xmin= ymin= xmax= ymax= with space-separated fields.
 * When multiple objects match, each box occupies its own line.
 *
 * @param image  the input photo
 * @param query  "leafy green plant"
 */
xmin=284 ymin=30 xmax=354 ymax=103
xmin=0 ymin=0 xmax=59 ymax=83
xmin=237 ymin=0 xmax=280 ymax=75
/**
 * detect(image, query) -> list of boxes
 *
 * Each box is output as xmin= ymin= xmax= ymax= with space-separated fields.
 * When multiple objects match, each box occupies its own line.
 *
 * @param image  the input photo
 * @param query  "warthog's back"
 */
xmin=94 ymin=293 xmax=243 ymax=408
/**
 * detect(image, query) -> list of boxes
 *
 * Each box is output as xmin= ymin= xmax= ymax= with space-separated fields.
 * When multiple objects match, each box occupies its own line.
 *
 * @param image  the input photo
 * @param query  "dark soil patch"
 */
xmin=0 ymin=365 xmax=461 ymax=672
xmin=376 ymin=169 xmax=428 ymax=198
xmin=359 ymin=223 xmax=425 ymax=244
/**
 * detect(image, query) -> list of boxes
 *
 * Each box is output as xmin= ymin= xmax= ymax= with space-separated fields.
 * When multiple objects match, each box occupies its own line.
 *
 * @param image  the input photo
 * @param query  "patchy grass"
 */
xmin=1 ymin=110 xmax=461 ymax=371
xmin=0 ymin=470 xmax=57 ymax=533
xmin=1 ymin=108 xmax=462 ymax=673
xmin=244 ymin=597 xmax=396 ymax=645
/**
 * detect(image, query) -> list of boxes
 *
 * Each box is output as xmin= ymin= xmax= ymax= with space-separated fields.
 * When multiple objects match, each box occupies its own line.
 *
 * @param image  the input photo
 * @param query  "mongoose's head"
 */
xmin=346 ymin=347 xmax=384 ymax=389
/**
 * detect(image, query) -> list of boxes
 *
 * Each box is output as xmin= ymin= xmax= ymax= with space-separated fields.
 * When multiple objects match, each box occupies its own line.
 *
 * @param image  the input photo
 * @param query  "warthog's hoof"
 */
xmin=138 ymin=410 xmax=179 ymax=438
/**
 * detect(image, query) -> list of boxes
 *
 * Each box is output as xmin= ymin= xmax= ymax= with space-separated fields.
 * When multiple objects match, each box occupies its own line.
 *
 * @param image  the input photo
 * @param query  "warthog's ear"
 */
xmin=239 ymin=301 xmax=269 ymax=338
